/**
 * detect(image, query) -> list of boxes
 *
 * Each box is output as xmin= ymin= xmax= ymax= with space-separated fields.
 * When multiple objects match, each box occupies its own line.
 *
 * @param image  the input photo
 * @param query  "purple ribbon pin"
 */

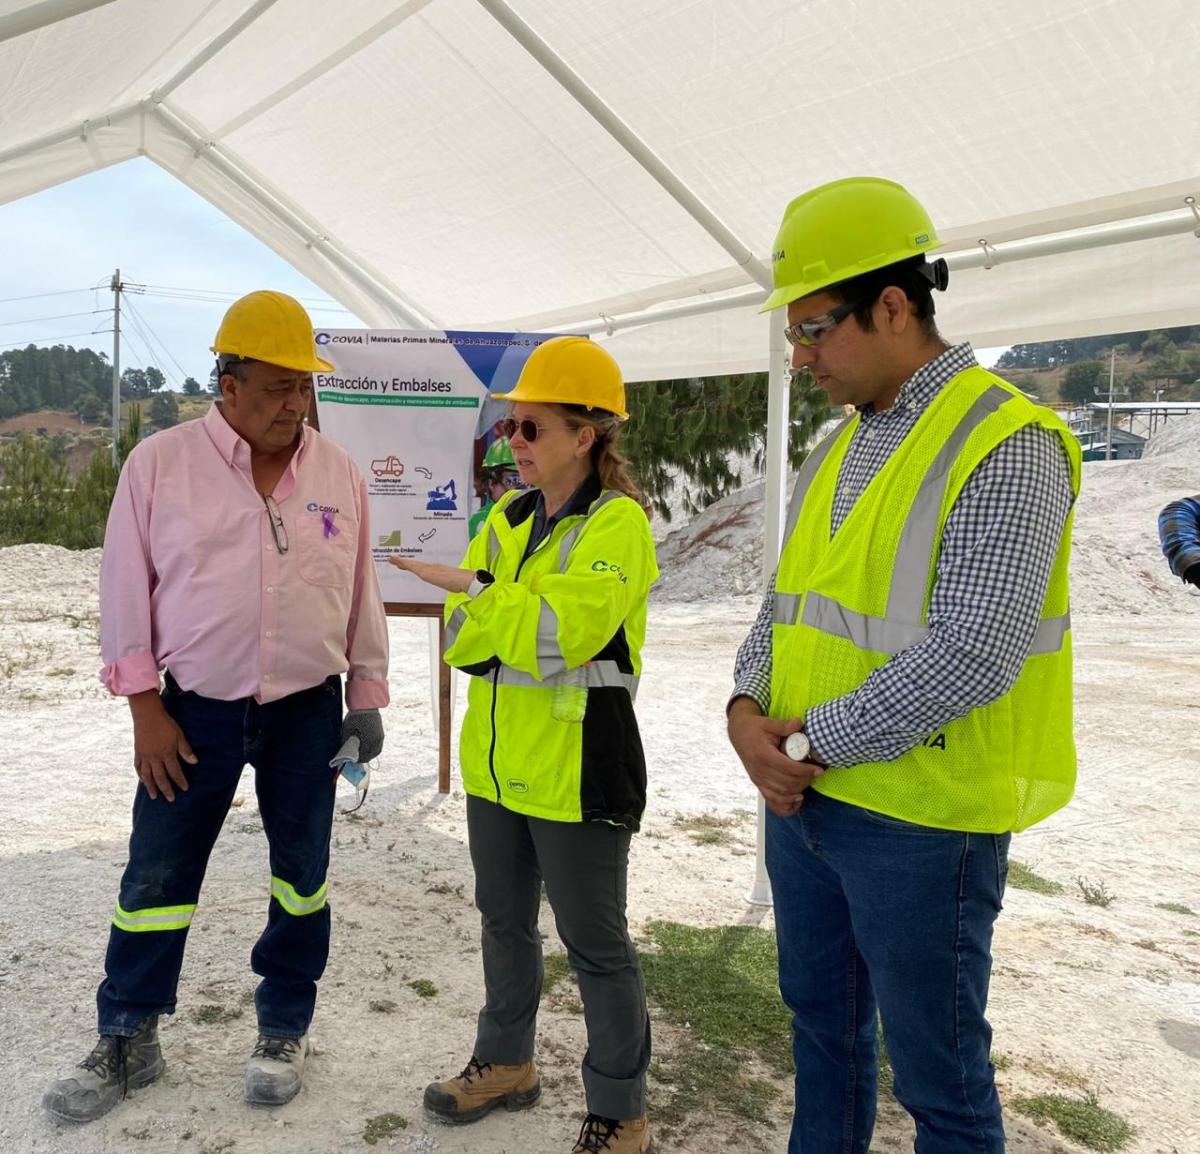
xmin=322 ymin=510 xmax=340 ymax=538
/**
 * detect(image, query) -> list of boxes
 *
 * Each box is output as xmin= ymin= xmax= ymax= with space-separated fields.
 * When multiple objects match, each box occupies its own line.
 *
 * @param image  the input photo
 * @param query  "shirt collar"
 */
xmin=203 ymin=401 xmax=311 ymax=467
xmin=861 ymin=342 xmax=978 ymax=418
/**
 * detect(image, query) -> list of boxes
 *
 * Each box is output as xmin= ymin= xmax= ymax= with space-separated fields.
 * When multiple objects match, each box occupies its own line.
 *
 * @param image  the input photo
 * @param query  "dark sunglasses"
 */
xmin=500 ymin=416 xmax=577 ymax=443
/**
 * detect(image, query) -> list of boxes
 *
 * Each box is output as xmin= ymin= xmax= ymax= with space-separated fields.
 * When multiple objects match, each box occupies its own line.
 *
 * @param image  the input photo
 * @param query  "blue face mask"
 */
xmin=330 ymin=736 xmax=370 ymax=812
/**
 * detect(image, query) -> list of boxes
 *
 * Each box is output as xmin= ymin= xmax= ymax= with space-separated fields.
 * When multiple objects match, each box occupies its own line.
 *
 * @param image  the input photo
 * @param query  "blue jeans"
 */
xmin=766 ymin=791 xmax=1009 ymax=1154
xmin=96 ymin=674 xmax=342 ymax=1039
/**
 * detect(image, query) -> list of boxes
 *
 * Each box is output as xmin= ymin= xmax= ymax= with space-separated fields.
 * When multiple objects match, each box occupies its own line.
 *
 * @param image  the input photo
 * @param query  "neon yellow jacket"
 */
xmin=772 ymin=365 xmax=1081 ymax=833
xmin=444 ymin=474 xmax=658 ymax=827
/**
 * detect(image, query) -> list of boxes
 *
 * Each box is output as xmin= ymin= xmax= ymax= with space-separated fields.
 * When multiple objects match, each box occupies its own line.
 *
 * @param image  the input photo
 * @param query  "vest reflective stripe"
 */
xmin=535 ymin=598 xmax=567 ymax=677
xmin=793 ymin=589 xmax=1072 ymax=657
xmin=112 ymin=902 xmax=196 ymax=933
xmin=777 ymin=385 xmax=1053 ymax=657
xmin=487 ymin=522 xmax=502 ymax=569
xmin=772 ymin=592 xmax=801 ymax=626
xmin=558 ymin=491 xmax=623 ymax=569
xmin=887 ymin=385 xmax=1009 ymax=621
xmin=445 ymin=604 xmax=468 ymax=650
xmin=494 ymin=659 xmax=639 ymax=698
xmin=270 ymin=876 xmax=328 ymax=917
xmin=785 ymin=414 xmax=856 ymax=538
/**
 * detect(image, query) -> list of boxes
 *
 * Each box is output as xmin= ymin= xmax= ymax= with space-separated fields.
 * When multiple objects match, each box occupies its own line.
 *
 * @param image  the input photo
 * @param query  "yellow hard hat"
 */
xmin=211 ymin=290 xmax=335 ymax=373
xmin=761 ymin=177 xmax=943 ymax=312
xmin=493 ymin=336 xmax=627 ymax=420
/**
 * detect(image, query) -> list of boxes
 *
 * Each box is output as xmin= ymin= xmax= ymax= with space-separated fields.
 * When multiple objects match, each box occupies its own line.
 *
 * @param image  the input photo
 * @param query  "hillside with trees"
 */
xmin=995 ymin=326 xmax=1200 ymax=404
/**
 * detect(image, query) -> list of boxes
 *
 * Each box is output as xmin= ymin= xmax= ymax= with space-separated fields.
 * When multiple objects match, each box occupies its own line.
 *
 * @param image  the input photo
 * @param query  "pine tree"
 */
xmin=623 ymin=368 xmax=830 ymax=520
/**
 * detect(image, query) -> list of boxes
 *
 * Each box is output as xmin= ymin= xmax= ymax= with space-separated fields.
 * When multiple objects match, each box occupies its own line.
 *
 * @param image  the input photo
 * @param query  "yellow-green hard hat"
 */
xmin=492 ymin=336 xmax=627 ymax=420
xmin=212 ymin=290 xmax=335 ymax=373
xmin=482 ymin=435 xmax=515 ymax=469
xmin=761 ymin=177 xmax=942 ymax=313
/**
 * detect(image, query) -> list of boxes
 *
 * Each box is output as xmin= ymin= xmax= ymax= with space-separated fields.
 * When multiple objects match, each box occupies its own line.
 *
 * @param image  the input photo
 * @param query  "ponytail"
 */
xmin=560 ymin=404 xmax=643 ymax=504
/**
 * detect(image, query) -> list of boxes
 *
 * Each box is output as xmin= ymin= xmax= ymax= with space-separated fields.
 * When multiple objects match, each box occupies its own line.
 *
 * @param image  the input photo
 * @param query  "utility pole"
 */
xmin=1105 ymin=347 xmax=1116 ymax=462
xmin=110 ymin=268 xmax=121 ymax=466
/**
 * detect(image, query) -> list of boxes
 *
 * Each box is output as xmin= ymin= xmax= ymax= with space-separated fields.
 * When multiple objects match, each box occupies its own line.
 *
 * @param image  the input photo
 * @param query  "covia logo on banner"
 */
xmin=314 ymin=332 xmax=364 ymax=345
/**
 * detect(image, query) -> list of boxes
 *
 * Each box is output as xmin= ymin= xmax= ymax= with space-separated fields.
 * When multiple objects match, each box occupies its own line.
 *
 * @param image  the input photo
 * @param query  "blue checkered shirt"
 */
xmin=731 ymin=343 xmax=1076 ymax=768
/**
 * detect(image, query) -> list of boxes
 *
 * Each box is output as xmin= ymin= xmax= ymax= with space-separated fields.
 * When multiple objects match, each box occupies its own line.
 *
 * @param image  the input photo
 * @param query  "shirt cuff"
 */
xmin=804 ymin=701 xmax=853 ymax=769
xmin=99 ymin=652 xmax=161 ymax=697
xmin=727 ymin=680 xmax=771 ymax=717
xmin=346 ymin=678 xmax=390 ymax=710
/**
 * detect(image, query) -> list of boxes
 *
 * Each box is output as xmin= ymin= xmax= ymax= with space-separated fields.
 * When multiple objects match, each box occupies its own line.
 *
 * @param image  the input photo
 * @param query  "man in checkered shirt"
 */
xmin=729 ymin=179 xmax=1078 ymax=1154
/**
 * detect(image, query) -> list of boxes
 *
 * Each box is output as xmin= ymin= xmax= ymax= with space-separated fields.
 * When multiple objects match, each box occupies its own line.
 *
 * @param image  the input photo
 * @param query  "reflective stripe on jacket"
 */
xmin=444 ymin=474 xmax=658 ymax=828
xmin=772 ymin=365 xmax=1081 ymax=833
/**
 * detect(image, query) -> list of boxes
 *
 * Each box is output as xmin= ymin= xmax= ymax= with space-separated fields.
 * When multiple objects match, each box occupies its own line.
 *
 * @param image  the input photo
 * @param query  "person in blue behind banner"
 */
xmin=390 ymin=336 xmax=658 ymax=1154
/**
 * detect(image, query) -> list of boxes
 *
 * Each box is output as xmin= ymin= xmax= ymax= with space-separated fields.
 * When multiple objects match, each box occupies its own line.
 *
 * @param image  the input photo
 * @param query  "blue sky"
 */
xmin=0 ymin=158 xmax=362 ymax=388
xmin=0 ymin=158 xmax=1006 ymax=388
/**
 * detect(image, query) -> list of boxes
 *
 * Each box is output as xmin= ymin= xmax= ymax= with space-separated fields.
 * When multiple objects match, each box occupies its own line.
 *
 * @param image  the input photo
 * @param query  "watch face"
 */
xmin=783 ymin=732 xmax=811 ymax=762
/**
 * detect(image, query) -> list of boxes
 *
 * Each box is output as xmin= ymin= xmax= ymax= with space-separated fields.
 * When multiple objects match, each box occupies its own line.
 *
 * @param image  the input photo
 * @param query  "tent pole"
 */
xmin=748 ymin=307 xmax=789 ymax=906
xmin=0 ymin=0 xmax=117 ymax=45
xmin=476 ymin=0 xmax=771 ymax=289
xmin=151 ymin=0 xmax=281 ymax=104
xmin=150 ymin=102 xmax=438 ymax=331
xmin=545 ymin=201 xmax=1200 ymax=339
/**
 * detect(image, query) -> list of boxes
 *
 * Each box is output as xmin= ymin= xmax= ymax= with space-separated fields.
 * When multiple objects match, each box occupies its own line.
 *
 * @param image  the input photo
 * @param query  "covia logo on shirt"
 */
xmin=306 ymin=502 xmax=341 ymax=515
xmin=591 ymin=559 xmax=628 ymax=584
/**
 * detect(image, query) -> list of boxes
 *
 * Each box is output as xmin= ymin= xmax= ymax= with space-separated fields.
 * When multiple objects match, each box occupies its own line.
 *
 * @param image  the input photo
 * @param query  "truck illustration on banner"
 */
xmin=371 ymin=455 xmax=404 ymax=478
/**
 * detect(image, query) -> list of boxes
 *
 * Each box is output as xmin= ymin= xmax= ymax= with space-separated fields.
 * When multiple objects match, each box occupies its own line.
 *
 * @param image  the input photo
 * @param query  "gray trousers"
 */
xmin=466 ymin=794 xmax=651 ymax=1119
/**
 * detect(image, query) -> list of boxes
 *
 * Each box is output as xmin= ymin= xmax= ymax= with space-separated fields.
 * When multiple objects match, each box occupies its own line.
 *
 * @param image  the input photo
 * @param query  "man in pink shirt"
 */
xmin=44 ymin=291 xmax=390 ymax=1122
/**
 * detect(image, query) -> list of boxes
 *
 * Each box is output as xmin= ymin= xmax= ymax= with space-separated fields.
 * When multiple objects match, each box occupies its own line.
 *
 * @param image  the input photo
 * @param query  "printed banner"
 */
xmin=312 ymin=329 xmax=553 ymax=604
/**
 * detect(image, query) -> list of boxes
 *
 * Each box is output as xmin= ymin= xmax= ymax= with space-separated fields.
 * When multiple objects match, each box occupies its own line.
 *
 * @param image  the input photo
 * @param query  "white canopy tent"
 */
xmin=3 ymin=0 xmax=1198 ymax=899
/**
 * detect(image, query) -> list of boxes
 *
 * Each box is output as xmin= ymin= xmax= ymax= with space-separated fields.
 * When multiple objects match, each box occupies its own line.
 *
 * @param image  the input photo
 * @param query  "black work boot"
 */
xmin=42 ymin=1016 xmax=164 ymax=1123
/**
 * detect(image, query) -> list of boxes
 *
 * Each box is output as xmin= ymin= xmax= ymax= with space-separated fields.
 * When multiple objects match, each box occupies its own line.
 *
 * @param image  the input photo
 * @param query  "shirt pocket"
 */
xmin=295 ymin=509 xmax=359 ymax=588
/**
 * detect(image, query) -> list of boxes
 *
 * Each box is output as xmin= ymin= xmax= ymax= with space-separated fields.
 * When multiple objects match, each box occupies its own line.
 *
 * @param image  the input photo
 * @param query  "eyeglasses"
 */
xmin=783 ymin=299 xmax=862 ymax=347
xmin=263 ymin=494 xmax=288 ymax=554
xmin=500 ymin=416 xmax=577 ymax=443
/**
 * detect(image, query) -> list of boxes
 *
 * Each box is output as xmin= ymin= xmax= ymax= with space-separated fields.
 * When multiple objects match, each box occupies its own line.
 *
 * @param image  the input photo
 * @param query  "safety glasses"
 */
xmin=783 ymin=299 xmax=861 ymax=347
xmin=500 ymin=416 xmax=577 ymax=443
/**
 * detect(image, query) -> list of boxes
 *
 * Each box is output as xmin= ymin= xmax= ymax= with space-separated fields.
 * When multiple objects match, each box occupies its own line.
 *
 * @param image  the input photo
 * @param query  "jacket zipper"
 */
xmin=486 ymin=522 xmax=566 ymax=805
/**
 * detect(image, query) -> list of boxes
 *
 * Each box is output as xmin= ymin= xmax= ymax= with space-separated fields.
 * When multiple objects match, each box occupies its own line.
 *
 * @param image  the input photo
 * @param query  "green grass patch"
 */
xmin=408 ymin=979 xmax=437 ymax=999
xmin=641 ymin=921 xmax=792 ymax=1074
xmin=1012 ymin=1092 xmax=1133 ymax=1151
xmin=191 ymin=1004 xmax=242 ymax=1025
xmin=672 ymin=813 xmax=738 ymax=847
xmin=542 ymin=952 xmax=572 ymax=997
xmin=362 ymin=1113 xmax=408 ymax=1145
xmin=1155 ymin=901 xmax=1196 ymax=916
xmin=650 ymin=1040 xmax=782 ymax=1139
xmin=1007 ymin=859 xmax=1064 ymax=896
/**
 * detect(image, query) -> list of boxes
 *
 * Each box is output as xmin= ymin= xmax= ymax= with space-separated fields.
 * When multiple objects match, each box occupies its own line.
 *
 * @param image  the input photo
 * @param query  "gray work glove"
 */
xmin=340 ymin=709 xmax=384 ymax=762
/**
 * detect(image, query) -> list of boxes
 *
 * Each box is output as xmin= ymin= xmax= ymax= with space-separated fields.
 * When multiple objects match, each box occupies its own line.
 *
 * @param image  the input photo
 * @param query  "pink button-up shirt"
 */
xmin=100 ymin=404 xmax=389 ymax=709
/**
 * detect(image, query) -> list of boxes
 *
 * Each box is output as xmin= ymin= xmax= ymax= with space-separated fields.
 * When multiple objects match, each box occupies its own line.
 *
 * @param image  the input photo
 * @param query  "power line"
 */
xmin=124 ymin=295 xmax=189 ymax=386
xmin=0 ymin=287 xmax=94 ymax=305
xmin=0 ymin=329 xmax=111 ymax=349
xmin=0 ymin=309 xmax=103 ymax=329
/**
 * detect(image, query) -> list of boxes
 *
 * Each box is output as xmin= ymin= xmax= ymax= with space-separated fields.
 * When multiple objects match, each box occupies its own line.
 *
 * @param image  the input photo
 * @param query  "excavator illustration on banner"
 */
xmin=425 ymin=478 xmax=458 ymax=511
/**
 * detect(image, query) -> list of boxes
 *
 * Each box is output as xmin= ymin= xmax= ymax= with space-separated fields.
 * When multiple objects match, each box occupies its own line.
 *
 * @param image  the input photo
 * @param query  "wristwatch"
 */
xmin=783 ymin=731 xmax=811 ymax=762
xmin=467 ymin=569 xmax=496 ymax=599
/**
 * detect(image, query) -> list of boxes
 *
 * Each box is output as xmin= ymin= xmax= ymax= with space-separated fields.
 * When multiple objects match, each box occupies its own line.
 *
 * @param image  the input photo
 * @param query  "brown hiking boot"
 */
xmin=423 ymin=1055 xmax=541 ymax=1124
xmin=571 ymin=1113 xmax=653 ymax=1153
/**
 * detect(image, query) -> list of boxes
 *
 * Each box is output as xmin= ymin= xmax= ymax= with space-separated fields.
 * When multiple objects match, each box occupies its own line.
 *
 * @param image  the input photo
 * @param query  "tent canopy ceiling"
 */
xmin=2 ymin=0 xmax=1198 ymax=379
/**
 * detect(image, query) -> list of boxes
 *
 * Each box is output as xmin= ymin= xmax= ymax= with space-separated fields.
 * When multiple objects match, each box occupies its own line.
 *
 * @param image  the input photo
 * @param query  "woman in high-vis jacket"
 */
xmin=390 ymin=336 xmax=658 ymax=1154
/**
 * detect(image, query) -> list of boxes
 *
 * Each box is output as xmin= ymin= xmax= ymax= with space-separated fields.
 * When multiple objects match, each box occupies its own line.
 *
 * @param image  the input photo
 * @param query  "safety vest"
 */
xmin=772 ymin=365 xmax=1082 ymax=833
xmin=444 ymin=474 xmax=658 ymax=828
